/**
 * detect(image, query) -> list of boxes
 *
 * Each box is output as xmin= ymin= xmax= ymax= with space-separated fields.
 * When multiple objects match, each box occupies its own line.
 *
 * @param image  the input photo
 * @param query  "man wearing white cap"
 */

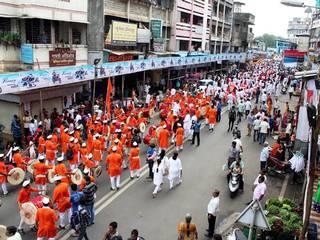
xmin=45 ymin=135 xmax=57 ymax=165
xmin=128 ymin=142 xmax=141 ymax=179
xmin=52 ymin=175 xmax=71 ymax=229
xmin=35 ymin=197 xmax=58 ymax=240
xmin=17 ymin=180 xmax=39 ymax=233
xmin=106 ymin=146 xmax=122 ymax=190
xmin=0 ymin=154 xmax=8 ymax=196
xmin=33 ymin=156 xmax=51 ymax=195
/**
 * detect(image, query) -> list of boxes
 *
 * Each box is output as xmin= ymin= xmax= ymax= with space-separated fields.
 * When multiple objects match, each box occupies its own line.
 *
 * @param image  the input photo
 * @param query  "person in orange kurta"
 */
xmin=52 ymin=176 xmax=71 ymax=229
xmin=55 ymin=157 xmax=70 ymax=184
xmin=38 ymin=134 xmax=46 ymax=156
xmin=207 ymin=106 xmax=217 ymax=132
xmin=128 ymin=142 xmax=141 ymax=179
xmin=12 ymin=147 xmax=26 ymax=170
xmin=61 ymin=128 xmax=69 ymax=158
xmin=80 ymin=168 xmax=95 ymax=191
xmin=45 ymin=135 xmax=57 ymax=165
xmin=106 ymin=146 xmax=122 ymax=190
xmin=158 ymin=125 xmax=170 ymax=151
xmin=33 ymin=156 xmax=52 ymax=194
xmin=0 ymin=154 xmax=8 ymax=195
xmin=87 ymin=129 xmax=94 ymax=153
xmin=92 ymin=134 xmax=102 ymax=165
xmin=35 ymin=197 xmax=58 ymax=239
xmin=175 ymin=123 xmax=184 ymax=152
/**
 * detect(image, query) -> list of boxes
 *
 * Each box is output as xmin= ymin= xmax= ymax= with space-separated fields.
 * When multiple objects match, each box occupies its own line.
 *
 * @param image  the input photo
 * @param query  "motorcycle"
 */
xmin=267 ymin=155 xmax=291 ymax=175
xmin=229 ymin=172 xmax=240 ymax=198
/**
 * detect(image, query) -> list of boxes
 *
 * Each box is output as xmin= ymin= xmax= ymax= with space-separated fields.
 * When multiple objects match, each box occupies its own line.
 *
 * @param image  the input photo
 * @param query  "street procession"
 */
xmin=0 ymin=0 xmax=319 ymax=240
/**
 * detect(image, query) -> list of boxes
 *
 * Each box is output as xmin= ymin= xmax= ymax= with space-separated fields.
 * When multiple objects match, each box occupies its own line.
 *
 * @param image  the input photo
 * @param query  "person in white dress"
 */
xmin=152 ymin=157 xmax=165 ymax=198
xmin=168 ymin=152 xmax=182 ymax=190
xmin=183 ymin=113 xmax=192 ymax=139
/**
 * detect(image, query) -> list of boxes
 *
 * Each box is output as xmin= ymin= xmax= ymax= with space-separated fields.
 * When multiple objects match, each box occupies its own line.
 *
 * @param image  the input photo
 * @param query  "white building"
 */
xmin=287 ymin=17 xmax=310 ymax=52
xmin=0 ymin=0 xmax=89 ymax=72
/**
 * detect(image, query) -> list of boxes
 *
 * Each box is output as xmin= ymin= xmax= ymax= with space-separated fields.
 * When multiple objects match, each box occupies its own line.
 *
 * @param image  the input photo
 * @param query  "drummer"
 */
xmin=12 ymin=147 xmax=27 ymax=171
xmin=33 ymin=156 xmax=52 ymax=195
xmin=55 ymin=156 xmax=70 ymax=184
xmin=17 ymin=179 xmax=39 ymax=234
xmin=0 ymin=154 xmax=8 ymax=196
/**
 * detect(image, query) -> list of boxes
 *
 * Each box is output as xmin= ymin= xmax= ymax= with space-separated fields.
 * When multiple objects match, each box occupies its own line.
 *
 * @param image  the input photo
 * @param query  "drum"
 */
xmin=71 ymin=169 xmax=83 ymax=185
xmin=0 ymin=225 xmax=6 ymax=240
xmin=138 ymin=111 xmax=143 ymax=119
xmin=139 ymin=122 xmax=146 ymax=133
xmin=94 ymin=166 xmax=102 ymax=177
xmin=200 ymin=106 xmax=207 ymax=116
xmin=47 ymin=168 xmax=55 ymax=184
xmin=7 ymin=168 xmax=25 ymax=185
xmin=27 ymin=159 xmax=38 ymax=174
xmin=20 ymin=195 xmax=44 ymax=225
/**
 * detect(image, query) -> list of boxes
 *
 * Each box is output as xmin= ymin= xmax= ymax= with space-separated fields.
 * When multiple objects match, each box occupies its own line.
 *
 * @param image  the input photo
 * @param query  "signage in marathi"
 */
xmin=150 ymin=19 xmax=162 ymax=40
xmin=108 ymin=54 xmax=134 ymax=63
xmin=49 ymin=48 xmax=76 ymax=67
xmin=112 ymin=21 xmax=137 ymax=46
xmin=20 ymin=44 xmax=33 ymax=64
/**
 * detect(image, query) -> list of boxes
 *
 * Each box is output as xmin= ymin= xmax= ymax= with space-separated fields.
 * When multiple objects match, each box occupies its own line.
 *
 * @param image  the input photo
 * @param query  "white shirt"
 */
xmin=146 ymin=94 xmax=151 ymax=104
xmin=168 ymin=157 xmax=182 ymax=180
xmin=253 ymin=182 xmax=267 ymax=200
xmin=29 ymin=123 xmax=36 ymax=136
xmin=7 ymin=233 xmax=22 ymax=240
xmin=260 ymin=147 xmax=269 ymax=162
xmin=23 ymin=116 xmax=32 ymax=129
xmin=253 ymin=119 xmax=261 ymax=130
xmin=234 ymin=138 xmax=242 ymax=152
xmin=259 ymin=121 xmax=270 ymax=134
xmin=245 ymin=101 xmax=251 ymax=111
xmin=207 ymin=197 xmax=220 ymax=216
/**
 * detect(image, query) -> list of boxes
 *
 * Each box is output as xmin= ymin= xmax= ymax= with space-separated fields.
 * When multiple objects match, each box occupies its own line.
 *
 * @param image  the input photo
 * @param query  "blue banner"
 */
xmin=20 ymin=44 xmax=33 ymax=64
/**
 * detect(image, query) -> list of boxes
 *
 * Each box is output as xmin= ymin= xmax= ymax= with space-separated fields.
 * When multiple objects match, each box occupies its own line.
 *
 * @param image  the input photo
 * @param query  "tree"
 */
xmin=255 ymin=34 xmax=285 ymax=48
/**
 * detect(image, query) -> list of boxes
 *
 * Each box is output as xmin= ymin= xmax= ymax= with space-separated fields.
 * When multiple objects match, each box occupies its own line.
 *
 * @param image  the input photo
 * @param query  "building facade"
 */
xmin=0 ymin=0 xmax=89 ymax=72
xmin=287 ymin=17 xmax=310 ymax=52
xmin=170 ymin=0 xmax=233 ymax=53
xmin=230 ymin=1 xmax=255 ymax=53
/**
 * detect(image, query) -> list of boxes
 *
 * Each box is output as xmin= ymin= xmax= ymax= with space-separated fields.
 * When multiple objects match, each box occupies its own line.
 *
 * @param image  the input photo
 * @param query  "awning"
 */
xmin=149 ymin=51 xmax=181 ymax=56
xmin=103 ymin=49 xmax=144 ymax=56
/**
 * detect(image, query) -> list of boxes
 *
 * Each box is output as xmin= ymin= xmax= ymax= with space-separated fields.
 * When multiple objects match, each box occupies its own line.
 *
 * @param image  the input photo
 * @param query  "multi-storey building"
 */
xmin=0 ymin=0 xmax=89 ymax=72
xmin=287 ymin=17 xmax=310 ymax=51
xmin=170 ymin=0 xmax=233 ymax=53
xmin=230 ymin=1 xmax=255 ymax=53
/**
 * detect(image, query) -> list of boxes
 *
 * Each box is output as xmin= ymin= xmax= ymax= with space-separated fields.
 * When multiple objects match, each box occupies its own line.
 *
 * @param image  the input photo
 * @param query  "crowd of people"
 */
xmin=0 ymin=59 xmax=300 ymax=240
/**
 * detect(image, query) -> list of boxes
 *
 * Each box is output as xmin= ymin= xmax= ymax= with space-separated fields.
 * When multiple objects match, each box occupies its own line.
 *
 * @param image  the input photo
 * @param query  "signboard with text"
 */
xmin=151 ymin=19 xmax=162 ymax=40
xmin=112 ymin=21 xmax=137 ymax=46
xmin=49 ymin=48 xmax=76 ymax=67
xmin=20 ymin=44 xmax=34 ymax=64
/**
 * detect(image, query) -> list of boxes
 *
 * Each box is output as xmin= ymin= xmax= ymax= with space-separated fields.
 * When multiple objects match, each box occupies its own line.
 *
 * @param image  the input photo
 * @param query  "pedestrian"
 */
xmin=237 ymin=100 xmax=244 ymax=123
xmin=259 ymin=119 xmax=270 ymax=145
xmin=216 ymin=101 xmax=222 ymax=122
xmin=11 ymin=115 xmax=22 ymax=147
xmin=0 ymin=154 xmax=8 ymax=196
xmin=252 ymin=175 xmax=267 ymax=202
xmin=128 ymin=142 xmax=141 ymax=179
xmin=158 ymin=125 xmax=170 ymax=152
xmin=260 ymin=142 xmax=269 ymax=171
xmin=227 ymin=106 xmax=236 ymax=132
xmin=82 ymin=176 xmax=97 ymax=225
xmin=102 ymin=221 xmax=123 ymax=240
xmin=128 ymin=229 xmax=145 ymax=240
xmin=175 ymin=123 xmax=184 ymax=151
xmin=191 ymin=119 xmax=201 ymax=146
xmin=177 ymin=213 xmax=198 ymax=240
xmin=207 ymin=105 xmax=217 ymax=132
xmin=252 ymin=116 xmax=261 ymax=142
xmin=246 ymin=111 xmax=254 ymax=136
xmin=255 ymin=87 xmax=260 ymax=104
xmin=146 ymin=143 xmax=157 ymax=180
xmin=206 ymin=190 xmax=220 ymax=239
xmin=168 ymin=151 xmax=183 ymax=190
xmin=22 ymin=111 xmax=32 ymax=143
xmin=152 ymin=157 xmax=165 ymax=198
xmin=288 ymin=84 xmax=294 ymax=99
xmin=6 ymin=226 xmax=22 ymax=240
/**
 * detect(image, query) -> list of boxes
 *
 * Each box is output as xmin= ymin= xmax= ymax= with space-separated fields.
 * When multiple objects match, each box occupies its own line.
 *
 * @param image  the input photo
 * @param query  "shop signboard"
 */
xmin=0 ymin=53 xmax=247 ymax=95
xmin=112 ymin=21 xmax=137 ymax=46
xmin=153 ymin=42 xmax=165 ymax=52
xmin=151 ymin=19 xmax=162 ymax=40
xmin=137 ymin=29 xmax=151 ymax=43
xmin=49 ymin=48 xmax=76 ymax=67
xmin=20 ymin=44 xmax=33 ymax=64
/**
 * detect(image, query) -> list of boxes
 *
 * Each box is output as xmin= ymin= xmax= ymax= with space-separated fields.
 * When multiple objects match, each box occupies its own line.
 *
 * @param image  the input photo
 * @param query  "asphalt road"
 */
xmin=0 ymin=94 xmax=299 ymax=240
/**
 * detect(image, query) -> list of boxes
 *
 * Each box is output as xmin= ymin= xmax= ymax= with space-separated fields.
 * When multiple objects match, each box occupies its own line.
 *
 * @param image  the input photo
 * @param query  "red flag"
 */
xmin=105 ymin=78 xmax=112 ymax=116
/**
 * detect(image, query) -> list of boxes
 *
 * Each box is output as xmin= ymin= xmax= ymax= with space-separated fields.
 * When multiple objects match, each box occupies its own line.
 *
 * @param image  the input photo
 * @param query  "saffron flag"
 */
xmin=105 ymin=78 xmax=112 ymax=116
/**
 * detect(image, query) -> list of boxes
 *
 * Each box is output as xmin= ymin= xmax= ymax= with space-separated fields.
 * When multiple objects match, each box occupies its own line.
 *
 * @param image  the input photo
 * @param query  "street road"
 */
xmin=0 ymin=94 xmax=299 ymax=240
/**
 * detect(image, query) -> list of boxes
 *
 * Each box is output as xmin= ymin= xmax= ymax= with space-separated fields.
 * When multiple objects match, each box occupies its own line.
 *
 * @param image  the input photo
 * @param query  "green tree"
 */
xmin=255 ymin=34 xmax=285 ymax=48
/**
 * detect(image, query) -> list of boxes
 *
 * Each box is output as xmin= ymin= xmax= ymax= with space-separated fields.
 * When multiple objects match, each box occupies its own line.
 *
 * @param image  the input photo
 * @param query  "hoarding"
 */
xmin=112 ymin=21 xmax=137 ymax=46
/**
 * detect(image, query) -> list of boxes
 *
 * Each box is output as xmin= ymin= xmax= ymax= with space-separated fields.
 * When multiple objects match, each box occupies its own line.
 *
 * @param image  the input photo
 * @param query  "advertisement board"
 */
xmin=150 ymin=19 xmax=162 ymax=40
xmin=112 ymin=21 xmax=137 ymax=46
xmin=20 ymin=44 xmax=34 ymax=64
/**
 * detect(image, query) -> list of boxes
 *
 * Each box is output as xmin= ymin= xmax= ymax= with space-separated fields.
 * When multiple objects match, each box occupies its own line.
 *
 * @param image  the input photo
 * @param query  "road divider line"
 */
xmin=279 ymin=174 xmax=290 ymax=201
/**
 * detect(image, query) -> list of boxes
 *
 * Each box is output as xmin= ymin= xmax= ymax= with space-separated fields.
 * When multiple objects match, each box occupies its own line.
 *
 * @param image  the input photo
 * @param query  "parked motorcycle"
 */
xmin=267 ymin=155 xmax=291 ymax=175
xmin=229 ymin=172 xmax=240 ymax=198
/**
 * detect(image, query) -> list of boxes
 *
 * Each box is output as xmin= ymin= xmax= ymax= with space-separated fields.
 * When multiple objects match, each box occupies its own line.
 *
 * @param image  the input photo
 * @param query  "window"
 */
xmin=25 ymin=19 xmax=51 ymax=44
xmin=235 ymin=24 xmax=240 ymax=33
xmin=72 ymin=29 xmax=81 ymax=44
xmin=0 ymin=17 xmax=11 ymax=33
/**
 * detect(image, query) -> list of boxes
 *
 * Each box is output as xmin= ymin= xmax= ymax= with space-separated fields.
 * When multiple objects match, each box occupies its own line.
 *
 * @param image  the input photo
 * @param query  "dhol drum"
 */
xmin=20 ymin=195 xmax=48 ymax=225
xmin=7 ymin=168 xmax=25 ymax=185
xmin=70 ymin=169 xmax=83 ymax=185
xmin=27 ymin=159 xmax=38 ymax=175
xmin=94 ymin=166 xmax=102 ymax=177
xmin=139 ymin=122 xmax=146 ymax=133
xmin=200 ymin=106 xmax=207 ymax=117
xmin=47 ymin=168 xmax=55 ymax=184
xmin=0 ymin=225 xmax=6 ymax=240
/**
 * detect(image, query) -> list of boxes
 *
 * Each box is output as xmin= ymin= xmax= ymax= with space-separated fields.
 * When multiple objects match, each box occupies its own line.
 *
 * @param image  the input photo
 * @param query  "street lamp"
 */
xmin=92 ymin=58 xmax=101 ymax=113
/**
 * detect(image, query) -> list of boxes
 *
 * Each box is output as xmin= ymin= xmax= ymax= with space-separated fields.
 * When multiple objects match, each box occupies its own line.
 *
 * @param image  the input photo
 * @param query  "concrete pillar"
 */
xmin=220 ymin=3 xmax=226 ymax=53
xmin=127 ymin=0 xmax=130 ymax=22
xmin=68 ymin=23 xmax=73 ymax=46
xmin=51 ymin=21 xmax=55 ymax=44
xmin=169 ymin=1 xmax=177 ymax=51
xmin=201 ymin=0 xmax=209 ymax=51
xmin=87 ymin=0 xmax=104 ymax=64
